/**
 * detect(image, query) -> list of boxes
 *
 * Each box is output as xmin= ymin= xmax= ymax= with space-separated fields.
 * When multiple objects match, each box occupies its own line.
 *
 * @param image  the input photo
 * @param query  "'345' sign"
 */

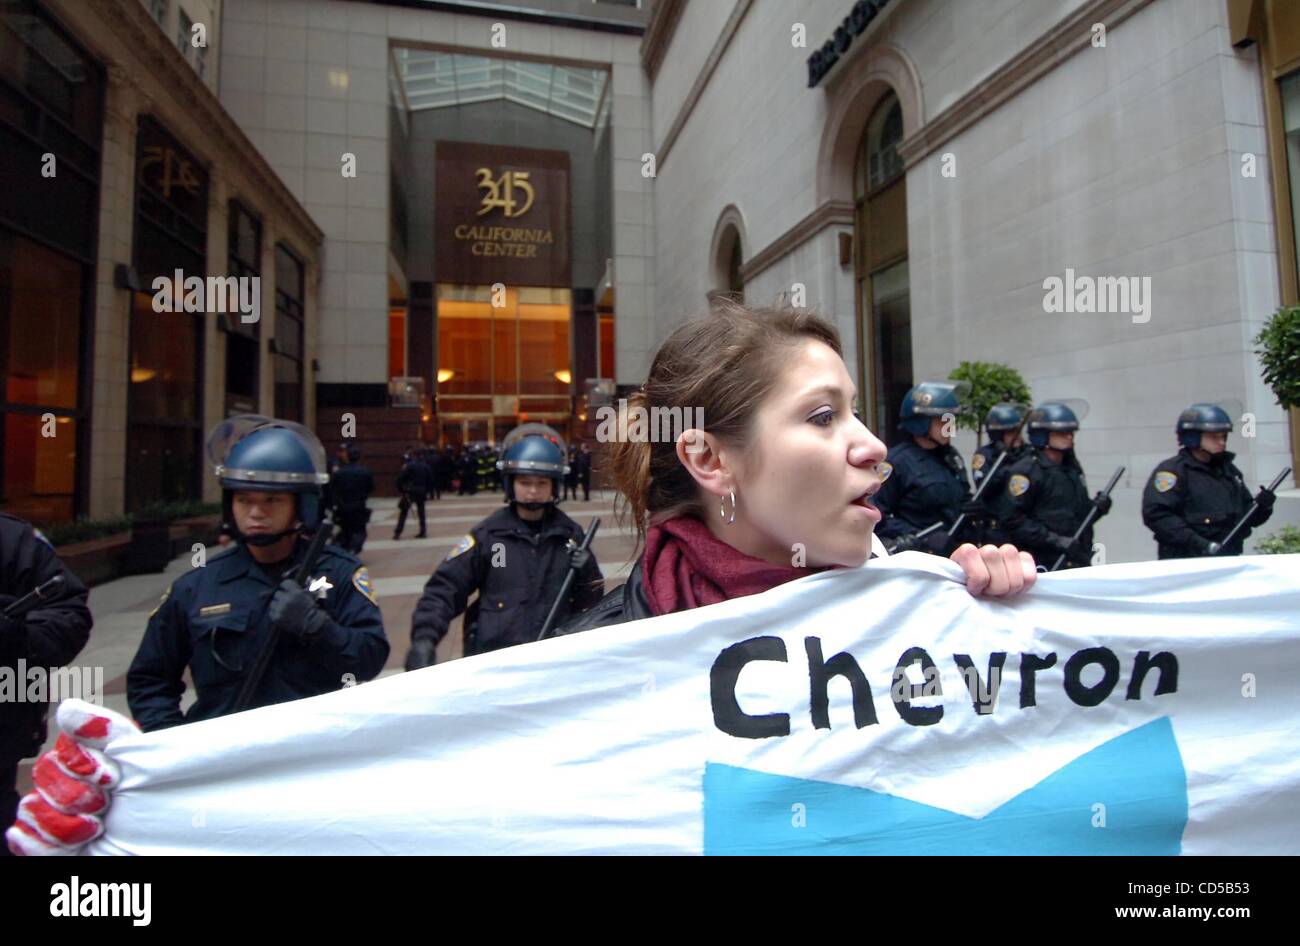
xmin=476 ymin=168 xmax=535 ymax=218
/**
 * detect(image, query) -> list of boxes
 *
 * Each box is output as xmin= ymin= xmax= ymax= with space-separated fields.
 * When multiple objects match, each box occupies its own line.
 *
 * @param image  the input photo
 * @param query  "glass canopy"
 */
xmin=393 ymin=48 xmax=608 ymax=129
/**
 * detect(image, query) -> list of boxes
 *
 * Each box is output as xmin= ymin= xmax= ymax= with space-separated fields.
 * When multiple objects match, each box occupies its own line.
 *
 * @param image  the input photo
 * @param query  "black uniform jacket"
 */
xmin=995 ymin=449 xmax=1096 ymax=565
xmin=1142 ymin=449 xmax=1268 ymax=558
xmin=127 ymin=538 xmax=389 ymax=731
xmin=874 ymin=440 xmax=972 ymax=551
xmin=397 ymin=459 xmax=434 ymax=497
xmin=0 ymin=514 xmax=93 ymax=761
xmin=410 ymin=505 xmax=605 ymax=654
xmin=331 ymin=463 xmax=375 ymax=510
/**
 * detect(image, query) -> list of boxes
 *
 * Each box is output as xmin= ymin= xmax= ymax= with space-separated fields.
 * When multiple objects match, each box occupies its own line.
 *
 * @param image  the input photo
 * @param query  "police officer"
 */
xmin=405 ymin=425 xmax=604 ymax=668
xmin=1142 ymin=403 xmax=1276 ymax=558
xmin=995 ymin=402 xmax=1110 ymax=568
xmin=393 ymin=449 xmax=432 ymax=540
xmin=331 ymin=443 xmax=374 ymax=554
xmin=971 ymin=403 xmax=1027 ymax=545
xmin=873 ymin=381 xmax=979 ymax=554
xmin=0 ymin=514 xmax=92 ymax=854
xmin=458 ymin=446 xmax=477 ymax=496
xmin=126 ymin=417 xmax=389 ymax=732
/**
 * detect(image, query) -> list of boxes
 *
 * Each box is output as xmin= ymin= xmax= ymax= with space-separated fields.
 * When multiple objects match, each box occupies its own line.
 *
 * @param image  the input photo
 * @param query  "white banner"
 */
xmin=86 ymin=553 xmax=1300 ymax=855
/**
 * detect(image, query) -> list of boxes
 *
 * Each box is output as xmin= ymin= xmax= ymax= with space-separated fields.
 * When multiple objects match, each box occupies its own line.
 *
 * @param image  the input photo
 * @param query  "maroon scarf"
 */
xmin=642 ymin=515 xmax=831 ymax=616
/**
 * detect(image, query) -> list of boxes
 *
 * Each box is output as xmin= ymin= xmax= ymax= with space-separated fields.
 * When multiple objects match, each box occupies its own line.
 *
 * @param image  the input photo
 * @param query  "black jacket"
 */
xmin=331 ymin=462 xmax=375 ymax=511
xmin=396 ymin=458 xmax=433 ymax=497
xmin=1142 ymin=449 xmax=1268 ymax=558
xmin=874 ymin=440 xmax=972 ymax=552
xmin=411 ymin=505 xmax=605 ymax=654
xmin=994 ymin=449 xmax=1100 ymax=567
xmin=0 ymin=514 xmax=93 ymax=761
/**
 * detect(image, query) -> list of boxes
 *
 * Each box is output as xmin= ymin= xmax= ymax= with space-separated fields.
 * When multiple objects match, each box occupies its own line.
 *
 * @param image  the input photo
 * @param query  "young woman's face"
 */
xmin=727 ymin=340 xmax=888 ymax=568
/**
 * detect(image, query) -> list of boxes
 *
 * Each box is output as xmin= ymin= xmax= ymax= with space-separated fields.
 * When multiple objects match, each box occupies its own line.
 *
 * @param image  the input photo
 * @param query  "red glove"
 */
xmin=6 ymin=699 xmax=137 ymax=856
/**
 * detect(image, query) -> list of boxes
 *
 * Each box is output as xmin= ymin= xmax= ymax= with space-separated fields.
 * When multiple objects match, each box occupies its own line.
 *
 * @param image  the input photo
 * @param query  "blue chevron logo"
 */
xmin=703 ymin=717 xmax=1187 ymax=854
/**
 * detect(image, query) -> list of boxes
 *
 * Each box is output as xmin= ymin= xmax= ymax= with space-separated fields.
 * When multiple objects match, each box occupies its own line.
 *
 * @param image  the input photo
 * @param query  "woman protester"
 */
xmin=7 ymin=303 xmax=1034 ymax=855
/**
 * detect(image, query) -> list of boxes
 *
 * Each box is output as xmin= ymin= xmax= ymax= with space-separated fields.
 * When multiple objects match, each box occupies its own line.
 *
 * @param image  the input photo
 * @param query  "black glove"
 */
xmin=267 ymin=578 xmax=333 ymax=642
xmin=888 ymin=532 xmax=919 ymax=554
xmin=1255 ymin=487 xmax=1276 ymax=514
xmin=569 ymin=547 xmax=591 ymax=572
xmin=960 ymin=500 xmax=987 ymax=521
xmin=1050 ymin=533 xmax=1091 ymax=567
xmin=0 ymin=593 xmax=25 ymax=650
xmin=1092 ymin=492 xmax=1112 ymax=518
xmin=405 ymin=638 xmax=437 ymax=671
xmin=0 ymin=592 xmax=20 ymax=624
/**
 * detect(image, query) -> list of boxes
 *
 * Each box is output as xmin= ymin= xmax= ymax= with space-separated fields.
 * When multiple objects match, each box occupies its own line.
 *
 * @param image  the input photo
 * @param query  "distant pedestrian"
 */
xmin=577 ymin=442 xmax=593 ymax=501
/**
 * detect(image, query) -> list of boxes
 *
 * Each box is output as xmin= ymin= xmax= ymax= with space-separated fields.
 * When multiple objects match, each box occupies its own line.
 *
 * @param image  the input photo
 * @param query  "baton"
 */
xmin=884 ymin=520 xmax=946 ymax=555
xmin=2 ymin=574 xmax=66 ymax=620
xmin=536 ymin=517 xmax=600 ymax=642
xmin=1211 ymin=467 xmax=1291 ymax=555
xmin=1051 ymin=465 xmax=1124 ymax=572
xmin=234 ymin=516 xmax=334 ymax=713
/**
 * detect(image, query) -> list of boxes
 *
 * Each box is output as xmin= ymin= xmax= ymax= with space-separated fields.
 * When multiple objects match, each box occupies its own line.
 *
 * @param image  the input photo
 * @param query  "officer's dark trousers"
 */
xmin=580 ymin=475 xmax=590 ymax=501
xmin=1 ymin=760 xmax=17 ymax=856
xmin=394 ymin=493 xmax=427 ymax=538
xmin=337 ymin=508 xmax=369 ymax=553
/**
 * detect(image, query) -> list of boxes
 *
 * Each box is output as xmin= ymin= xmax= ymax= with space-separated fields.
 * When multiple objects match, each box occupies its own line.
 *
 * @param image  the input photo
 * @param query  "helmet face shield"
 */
xmin=495 ymin=423 xmax=568 ymax=503
xmin=207 ymin=415 xmax=329 ymax=536
xmin=985 ymin=402 xmax=1028 ymax=433
xmin=207 ymin=414 xmax=328 ymax=484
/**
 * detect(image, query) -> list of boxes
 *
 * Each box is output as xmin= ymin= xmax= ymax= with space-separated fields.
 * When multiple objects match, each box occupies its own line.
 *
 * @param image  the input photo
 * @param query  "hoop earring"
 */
xmin=719 ymin=489 xmax=736 ymax=525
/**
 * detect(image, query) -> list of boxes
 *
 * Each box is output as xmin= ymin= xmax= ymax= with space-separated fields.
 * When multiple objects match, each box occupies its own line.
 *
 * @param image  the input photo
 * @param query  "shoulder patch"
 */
xmin=149 ymin=585 xmax=171 ymax=619
xmin=445 ymin=533 xmax=476 ymax=561
xmin=352 ymin=566 xmax=378 ymax=605
xmin=1008 ymin=473 xmax=1031 ymax=497
xmin=876 ymin=461 xmax=893 ymax=483
xmin=971 ymin=453 xmax=986 ymax=471
xmin=1153 ymin=471 xmax=1178 ymax=493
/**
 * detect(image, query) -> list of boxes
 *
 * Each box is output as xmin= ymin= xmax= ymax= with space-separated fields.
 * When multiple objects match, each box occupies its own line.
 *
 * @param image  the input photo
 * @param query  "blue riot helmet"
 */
xmin=206 ymin=415 xmax=330 ymax=545
xmin=1026 ymin=402 xmax=1080 ymax=450
xmin=985 ymin=402 xmax=1026 ymax=437
xmin=899 ymin=381 xmax=969 ymax=437
xmin=496 ymin=423 xmax=568 ymax=507
xmin=1176 ymin=403 xmax=1233 ymax=450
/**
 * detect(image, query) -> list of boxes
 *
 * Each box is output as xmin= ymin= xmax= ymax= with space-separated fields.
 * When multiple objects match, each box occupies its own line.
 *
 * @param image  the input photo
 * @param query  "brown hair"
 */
xmin=604 ymin=300 xmax=843 ymax=557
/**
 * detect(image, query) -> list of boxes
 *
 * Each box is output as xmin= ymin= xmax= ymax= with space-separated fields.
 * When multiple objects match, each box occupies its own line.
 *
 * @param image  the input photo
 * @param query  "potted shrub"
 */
xmin=1254 ymin=304 xmax=1300 ymax=484
xmin=947 ymin=362 xmax=1033 ymax=446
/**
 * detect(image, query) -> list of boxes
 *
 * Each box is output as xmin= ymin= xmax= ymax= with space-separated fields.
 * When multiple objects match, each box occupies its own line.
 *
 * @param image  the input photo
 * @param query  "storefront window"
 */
xmin=274 ymin=244 xmax=305 ymax=422
xmin=226 ymin=202 xmax=261 ymax=415
xmin=1 ymin=232 xmax=81 ymax=409
xmin=856 ymin=91 xmax=911 ymax=445
xmin=129 ymin=117 xmax=206 ymax=512
xmin=1281 ymin=72 xmax=1300 ymax=272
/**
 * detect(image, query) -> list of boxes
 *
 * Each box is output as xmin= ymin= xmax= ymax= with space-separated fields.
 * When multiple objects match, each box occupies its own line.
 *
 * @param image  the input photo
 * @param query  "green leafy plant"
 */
xmin=134 ymin=499 xmax=222 ymax=520
xmin=43 ymin=517 xmax=135 ymax=548
xmin=40 ymin=500 xmax=219 ymax=547
xmin=947 ymin=362 xmax=1032 ymax=444
xmin=1255 ymin=525 xmax=1300 ymax=555
xmin=1254 ymin=305 xmax=1300 ymax=410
